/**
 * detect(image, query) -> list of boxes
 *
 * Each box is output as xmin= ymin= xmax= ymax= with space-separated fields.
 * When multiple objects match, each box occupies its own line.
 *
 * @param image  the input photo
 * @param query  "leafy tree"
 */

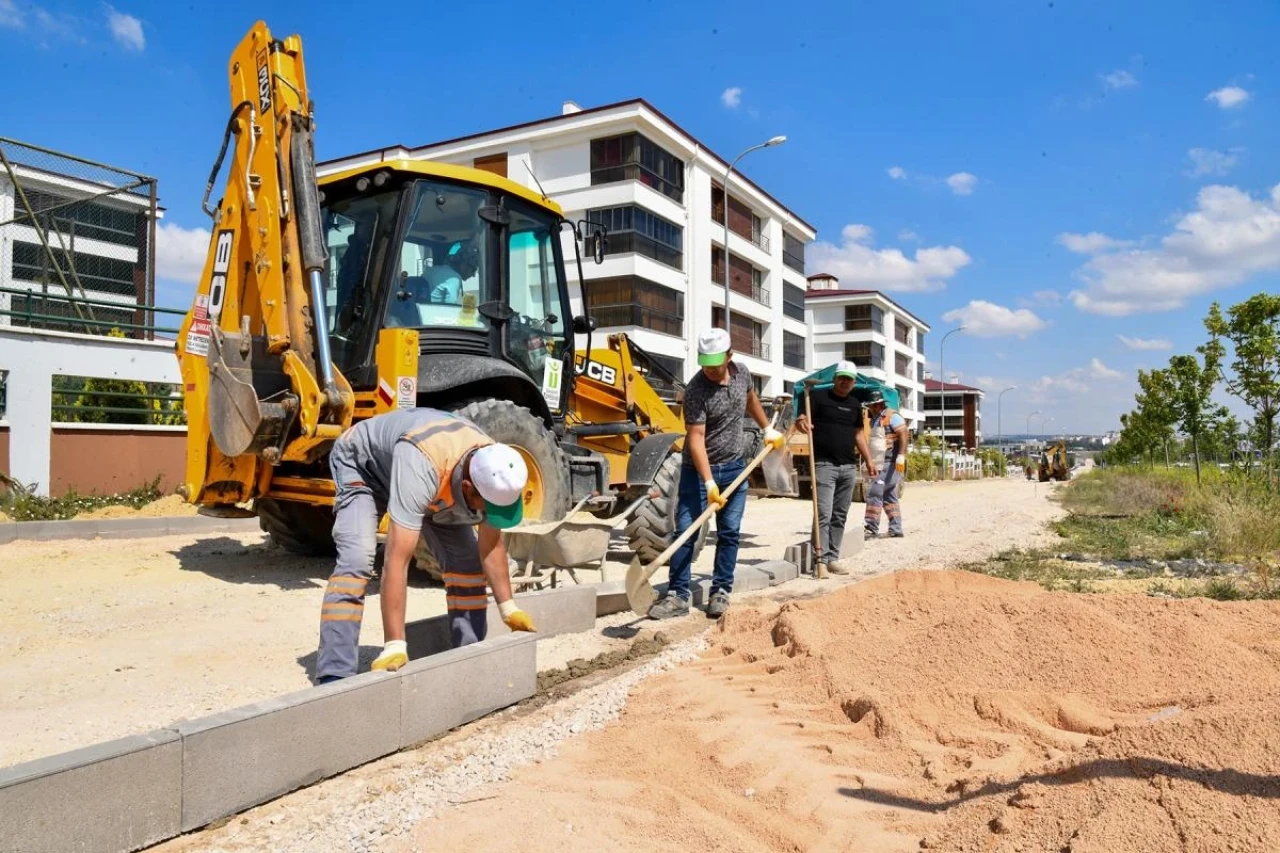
xmin=1205 ymin=294 xmax=1280 ymax=474
xmin=1165 ymin=346 xmax=1223 ymax=485
xmin=1129 ymin=368 xmax=1178 ymax=467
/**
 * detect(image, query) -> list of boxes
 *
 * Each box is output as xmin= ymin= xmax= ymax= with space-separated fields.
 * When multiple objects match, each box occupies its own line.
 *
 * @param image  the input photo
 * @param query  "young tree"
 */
xmin=1205 ymin=294 xmax=1280 ymax=476
xmin=1165 ymin=347 xmax=1222 ymax=485
xmin=1133 ymin=367 xmax=1178 ymax=467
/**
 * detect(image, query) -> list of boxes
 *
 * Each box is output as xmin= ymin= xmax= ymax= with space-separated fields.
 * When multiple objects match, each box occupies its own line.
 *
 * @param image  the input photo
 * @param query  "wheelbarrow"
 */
xmin=501 ymin=493 xmax=650 ymax=589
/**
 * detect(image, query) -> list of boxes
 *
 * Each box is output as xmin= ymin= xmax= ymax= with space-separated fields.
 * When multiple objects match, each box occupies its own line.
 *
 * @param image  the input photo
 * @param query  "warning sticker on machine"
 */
xmin=541 ymin=358 xmax=563 ymax=411
xmin=377 ymin=379 xmax=394 ymax=409
xmin=185 ymin=318 xmax=211 ymax=357
xmin=193 ymin=294 xmax=208 ymax=321
xmin=397 ymin=376 xmax=417 ymax=410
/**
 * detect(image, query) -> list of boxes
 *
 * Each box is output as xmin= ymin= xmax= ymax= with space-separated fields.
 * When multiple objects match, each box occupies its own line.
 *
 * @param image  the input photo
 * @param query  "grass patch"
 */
xmin=0 ymin=475 xmax=164 ymax=522
xmin=958 ymin=549 xmax=1112 ymax=592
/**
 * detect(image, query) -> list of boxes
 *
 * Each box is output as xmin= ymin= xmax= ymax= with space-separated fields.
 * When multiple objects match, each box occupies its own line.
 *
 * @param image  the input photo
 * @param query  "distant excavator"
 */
xmin=1039 ymin=441 xmax=1072 ymax=482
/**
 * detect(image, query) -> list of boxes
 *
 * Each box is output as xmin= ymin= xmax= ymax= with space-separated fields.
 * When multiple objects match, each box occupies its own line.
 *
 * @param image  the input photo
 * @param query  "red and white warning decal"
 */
xmin=193 ymin=294 xmax=209 ymax=321
xmin=185 ymin=318 xmax=211 ymax=357
xmin=396 ymin=376 xmax=417 ymax=410
xmin=377 ymin=379 xmax=395 ymax=408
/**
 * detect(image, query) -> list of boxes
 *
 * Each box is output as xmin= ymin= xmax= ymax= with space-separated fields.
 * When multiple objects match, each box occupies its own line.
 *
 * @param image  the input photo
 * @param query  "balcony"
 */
xmin=710 ymin=188 xmax=771 ymax=253
xmin=600 ymin=230 xmax=683 ymax=270
xmin=783 ymin=349 xmax=804 ymax=369
xmin=587 ymin=303 xmax=683 ymax=337
xmin=590 ymin=163 xmax=683 ymax=203
xmin=782 ymin=249 xmax=804 ymax=273
xmin=782 ymin=299 xmax=804 ymax=321
xmin=711 ymin=257 xmax=771 ymax=307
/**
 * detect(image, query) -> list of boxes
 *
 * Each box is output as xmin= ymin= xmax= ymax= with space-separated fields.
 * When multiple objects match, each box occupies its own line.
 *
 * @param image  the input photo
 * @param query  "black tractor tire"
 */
xmin=256 ymin=497 xmax=336 ymax=557
xmin=413 ymin=398 xmax=572 ymax=581
xmin=625 ymin=451 xmax=709 ymax=566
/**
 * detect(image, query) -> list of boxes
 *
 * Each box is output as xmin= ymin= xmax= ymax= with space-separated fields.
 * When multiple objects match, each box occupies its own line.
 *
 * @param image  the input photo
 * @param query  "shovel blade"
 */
xmin=624 ymin=556 xmax=657 ymax=615
xmin=761 ymin=447 xmax=798 ymax=496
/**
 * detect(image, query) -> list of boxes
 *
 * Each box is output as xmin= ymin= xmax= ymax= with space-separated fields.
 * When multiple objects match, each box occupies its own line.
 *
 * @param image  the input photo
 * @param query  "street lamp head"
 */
xmin=766 ymin=135 xmax=787 ymax=146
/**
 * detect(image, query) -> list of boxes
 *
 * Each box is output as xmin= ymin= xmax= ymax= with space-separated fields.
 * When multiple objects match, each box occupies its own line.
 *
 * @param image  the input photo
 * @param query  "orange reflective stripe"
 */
xmin=321 ymin=613 xmax=364 ymax=622
xmin=448 ymin=594 xmax=491 ymax=607
xmin=442 ymin=573 xmax=487 ymax=587
xmin=446 ymin=593 xmax=490 ymax=607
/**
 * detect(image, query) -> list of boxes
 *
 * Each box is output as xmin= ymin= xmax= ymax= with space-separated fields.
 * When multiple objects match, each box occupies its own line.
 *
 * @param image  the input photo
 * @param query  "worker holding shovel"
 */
xmin=646 ymin=328 xmax=785 ymax=621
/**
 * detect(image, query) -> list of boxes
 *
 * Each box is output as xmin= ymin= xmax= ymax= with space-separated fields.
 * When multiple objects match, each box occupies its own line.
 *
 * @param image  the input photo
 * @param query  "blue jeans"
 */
xmin=666 ymin=458 xmax=748 ymax=601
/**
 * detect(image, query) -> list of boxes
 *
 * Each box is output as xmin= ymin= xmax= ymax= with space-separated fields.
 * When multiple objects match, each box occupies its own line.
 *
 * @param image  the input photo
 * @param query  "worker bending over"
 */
xmin=647 ymin=328 xmax=784 ymax=621
xmin=863 ymin=391 xmax=909 ymax=538
xmin=315 ymin=408 xmax=535 ymax=684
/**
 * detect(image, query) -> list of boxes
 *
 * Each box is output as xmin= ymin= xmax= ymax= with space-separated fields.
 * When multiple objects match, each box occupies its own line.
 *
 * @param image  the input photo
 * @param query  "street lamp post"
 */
xmin=722 ymin=135 xmax=786 ymax=334
xmin=938 ymin=326 xmax=965 ymax=480
xmin=998 ymin=385 xmax=1016 ymax=475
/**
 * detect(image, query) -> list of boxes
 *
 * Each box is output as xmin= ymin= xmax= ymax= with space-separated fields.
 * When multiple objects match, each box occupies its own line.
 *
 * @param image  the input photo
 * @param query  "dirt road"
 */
xmin=1 ymin=477 xmax=1063 ymax=769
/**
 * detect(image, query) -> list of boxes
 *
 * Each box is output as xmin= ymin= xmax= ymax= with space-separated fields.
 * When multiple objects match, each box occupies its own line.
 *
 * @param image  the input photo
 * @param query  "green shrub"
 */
xmin=0 ymin=476 xmax=164 ymax=522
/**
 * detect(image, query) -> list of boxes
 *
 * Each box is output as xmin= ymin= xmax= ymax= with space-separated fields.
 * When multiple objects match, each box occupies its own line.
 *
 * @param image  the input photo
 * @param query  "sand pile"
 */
xmin=77 ymin=494 xmax=198 ymax=519
xmin=399 ymin=570 xmax=1280 ymax=853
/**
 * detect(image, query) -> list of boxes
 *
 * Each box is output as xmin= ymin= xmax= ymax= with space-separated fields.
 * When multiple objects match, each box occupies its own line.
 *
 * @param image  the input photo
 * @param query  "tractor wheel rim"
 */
xmin=512 ymin=446 xmax=545 ymax=519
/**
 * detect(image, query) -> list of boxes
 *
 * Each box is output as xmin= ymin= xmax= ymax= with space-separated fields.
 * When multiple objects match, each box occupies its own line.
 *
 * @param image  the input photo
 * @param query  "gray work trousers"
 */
xmin=865 ymin=452 xmax=903 ymax=536
xmin=316 ymin=440 xmax=487 ymax=682
xmin=815 ymin=460 xmax=859 ymax=564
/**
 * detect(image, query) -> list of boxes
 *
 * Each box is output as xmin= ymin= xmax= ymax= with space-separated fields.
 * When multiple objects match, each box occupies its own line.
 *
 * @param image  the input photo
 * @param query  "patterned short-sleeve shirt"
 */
xmin=681 ymin=361 xmax=752 ymax=466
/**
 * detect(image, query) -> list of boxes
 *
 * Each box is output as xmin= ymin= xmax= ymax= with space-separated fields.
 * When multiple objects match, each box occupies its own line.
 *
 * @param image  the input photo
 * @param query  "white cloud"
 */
xmin=1088 ymin=358 xmax=1123 ymax=380
xmin=720 ymin=87 xmax=742 ymax=109
xmin=0 ymin=0 xmax=23 ymax=27
xmin=1102 ymin=69 xmax=1138 ymax=90
xmin=105 ymin=5 xmax=143 ymax=50
xmin=945 ymin=172 xmax=978 ymax=196
xmin=1034 ymin=374 xmax=1091 ymax=395
xmin=887 ymin=166 xmax=906 ymax=180
xmin=30 ymin=5 xmax=84 ymax=43
xmin=156 ymin=222 xmax=212 ymax=285
xmin=1069 ymin=182 xmax=1280 ymax=316
xmin=1117 ymin=335 xmax=1173 ymax=351
xmin=897 ymin=229 xmax=920 ymax=242
xmin=1056 ymin=231 xmax=1135 ymax=254
xmin=807 ymin=224 xmax=971 ymax=293
xmin=1185 ymin=147 xmax=1239 ymax=177
xmin=941 ymin=300 xmax=1047 ymax=338
xmin=1206 ymin=86 xmax=1250 ymax=109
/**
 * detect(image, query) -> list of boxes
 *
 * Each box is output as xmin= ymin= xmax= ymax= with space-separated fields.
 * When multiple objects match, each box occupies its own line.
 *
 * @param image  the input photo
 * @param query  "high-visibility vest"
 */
xmin=402 ymin=415 xmax=494 ymax=519
xmin=869 ymin=408 xmax=898 ymax=459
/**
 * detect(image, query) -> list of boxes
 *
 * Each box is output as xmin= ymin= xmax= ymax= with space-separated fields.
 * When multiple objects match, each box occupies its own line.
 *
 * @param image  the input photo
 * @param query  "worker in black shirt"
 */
xmin=795 ymin=361 xmax=876 ymax=574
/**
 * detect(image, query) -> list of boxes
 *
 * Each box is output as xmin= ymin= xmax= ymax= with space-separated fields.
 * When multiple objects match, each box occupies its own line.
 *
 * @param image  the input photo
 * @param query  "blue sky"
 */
xmin=3 ymin=0 xmax=1277 ymax=434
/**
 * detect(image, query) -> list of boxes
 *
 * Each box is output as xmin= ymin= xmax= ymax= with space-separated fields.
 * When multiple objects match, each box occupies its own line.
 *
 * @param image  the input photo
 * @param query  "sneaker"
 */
xmin=828 ymin=558 xmax=856 ymax=575
xmin=647 ymin=594 xmax=690 ymax=620
xmin=889 ymin=530 xmax=904 ymax=538
xmin=707 ymin=590 xmax=731 ymax=618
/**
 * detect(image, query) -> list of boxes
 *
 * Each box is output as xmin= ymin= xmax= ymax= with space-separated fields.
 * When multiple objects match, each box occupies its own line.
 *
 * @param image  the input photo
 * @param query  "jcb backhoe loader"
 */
xmin=175 ymin=21 xmax=702 ymax=570
xmin=1039 ymin=441 xmax=1071 ymax=482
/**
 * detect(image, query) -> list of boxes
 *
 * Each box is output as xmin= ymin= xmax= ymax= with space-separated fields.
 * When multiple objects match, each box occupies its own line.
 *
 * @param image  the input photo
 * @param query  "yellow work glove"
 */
xmin=763 ymin=426 xmax=785 ymax=451
xmin=371 ymin=640 xmax=408 ymax=672
xmin=705 ymin=478 xmax=726 ymax=511
xmin=498 ymin=599 xmax=537 ymax=632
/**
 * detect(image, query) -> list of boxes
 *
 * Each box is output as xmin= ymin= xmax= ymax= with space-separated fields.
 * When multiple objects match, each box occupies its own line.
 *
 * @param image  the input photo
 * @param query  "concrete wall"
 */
xmin=49 ymin=425 xmax=187 ymax=496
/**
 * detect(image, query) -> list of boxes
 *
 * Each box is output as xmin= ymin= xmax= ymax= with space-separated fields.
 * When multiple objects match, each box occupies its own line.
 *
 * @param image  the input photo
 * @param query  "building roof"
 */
xmin=316 ymin=98 xmax=816 ymax=235
xmin=804 ymin=288 xmax=932 ymax=331
xmin=924 ymin=379 xmax=983 ymax=393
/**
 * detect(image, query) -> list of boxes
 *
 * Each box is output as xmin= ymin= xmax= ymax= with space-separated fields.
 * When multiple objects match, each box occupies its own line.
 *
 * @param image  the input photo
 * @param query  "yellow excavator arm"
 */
xmin=176 ymin=21 xmax=353 ymax=508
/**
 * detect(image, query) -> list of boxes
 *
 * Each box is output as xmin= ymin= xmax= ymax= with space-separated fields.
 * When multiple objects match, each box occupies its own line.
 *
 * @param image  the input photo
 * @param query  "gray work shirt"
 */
xmin=681 ymin=361 xmax=752 ymax=466
xmin=335 ymin=407 xmax=481 ymax=531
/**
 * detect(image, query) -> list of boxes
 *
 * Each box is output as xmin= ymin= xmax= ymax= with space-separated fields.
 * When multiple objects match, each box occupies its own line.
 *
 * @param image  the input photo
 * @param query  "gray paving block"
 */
xmin=753 ymin=559 xmax=800 ymax=586
xmin=594 ymin=581 xmax=629 ymax=616
xmin=400 ymin=632 xmax=536 ymax=748
xmin=405 ymin=584 xmax=597 ymax=659
xmin=179 ymin=670 xmax=400 ymax=831
xmin=0 ymin=514 xmax=259 ymax=543
xmin=0 ymin=728 xmax=181 ymax=853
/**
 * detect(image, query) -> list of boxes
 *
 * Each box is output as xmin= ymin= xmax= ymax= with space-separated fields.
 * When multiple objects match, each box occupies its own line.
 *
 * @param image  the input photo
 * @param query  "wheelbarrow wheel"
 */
xmin=625 ymin=451 xmax=709 ymax=566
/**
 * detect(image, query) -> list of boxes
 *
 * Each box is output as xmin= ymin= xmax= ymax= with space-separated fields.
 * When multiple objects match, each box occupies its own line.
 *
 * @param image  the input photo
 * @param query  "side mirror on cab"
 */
xmin=572 ymin=315 xmax=598 ymax=334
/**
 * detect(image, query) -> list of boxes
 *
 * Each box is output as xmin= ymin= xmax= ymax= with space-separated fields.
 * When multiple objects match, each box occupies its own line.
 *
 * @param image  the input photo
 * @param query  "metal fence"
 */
xmin=0 ymin=136 xmax=159 ymax=339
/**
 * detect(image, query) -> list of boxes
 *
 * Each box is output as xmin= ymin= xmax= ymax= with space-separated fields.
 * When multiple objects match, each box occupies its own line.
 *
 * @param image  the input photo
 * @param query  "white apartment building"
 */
xmin=922 ymin=379 xmax=985 ymax=449
xmin=0 ymin=138 xmax=159 ymax=338
xmin=316 ymin=99 xmax=816 ymax=396
xmin=804 ymin=273 xmax=930 ymax=428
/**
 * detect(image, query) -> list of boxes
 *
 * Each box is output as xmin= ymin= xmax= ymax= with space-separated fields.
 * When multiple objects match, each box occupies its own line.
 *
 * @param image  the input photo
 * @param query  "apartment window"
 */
xmin=586 ymin=205 xmax=683 ymax=269
xmin=711 ymin=247 xmax=770 ymax=306
xmin=918 ymin=330 xmax=926 ymax=355
xmin=782 ymin=282 xmax=805 ymax=321
xmin=894 ymin=319 xmax=911 ymax=347
xmin=843 ymin=340 xmax=884 ymax=370
xmin=583 ymin=275 xmax=684 ymax=337
xmin=895 ymin=351 xmax=912 ymax=378
xmin=472 ymin=153 xmax=508 ymax=178
xmin=918 ymin=362 xmax=925 ymax=383
xmin=783 ymin=232 xmax=805 ymax=273
xmin=843 ymin=303 xmax=884 ymax=333
xmin=710 ymin=185 xmax=771 ymax=252
xmin=12 ymin=188 xmax=144 ymax=249
xmin=895 ymin=385 xmax=912 ymax=410
xmin=752 ymin=375 xmax=766 ymax=397
xmin=923 ymin=396 xmax=942 ymax=411
xmin=12 ymin=241 xmax=137 ymax=297
xmin=783 ymin=331 xmax=805 ymax=369
xmin=924 ymin=416 xmax=964 ymax=432
xmin=590 ymin=133 xmax=684 ymax=202
xmin=783 ymin=380 xmax=796 ymax=395
xmin=711 ymin=307 xmax=769 ymax=359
